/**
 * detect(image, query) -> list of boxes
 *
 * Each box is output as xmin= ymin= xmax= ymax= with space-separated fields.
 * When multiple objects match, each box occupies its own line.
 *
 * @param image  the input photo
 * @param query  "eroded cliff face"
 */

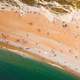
xmin=0 ymin=0 xmax=80 ymax=14
xmin=0 ymin=0 xmax=80 ymax=23
xmin=21 ymin=0 xmax=80 ymax=13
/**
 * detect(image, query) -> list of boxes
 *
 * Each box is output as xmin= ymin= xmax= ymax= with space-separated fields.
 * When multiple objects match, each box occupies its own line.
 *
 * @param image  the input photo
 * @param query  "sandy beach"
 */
xmin=0 ymin=9 xmax=80 ymax=77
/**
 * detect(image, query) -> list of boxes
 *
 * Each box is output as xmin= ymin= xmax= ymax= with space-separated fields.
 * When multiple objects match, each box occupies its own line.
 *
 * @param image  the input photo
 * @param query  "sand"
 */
xmin=0 ymin=10 xmax=80 ymax=77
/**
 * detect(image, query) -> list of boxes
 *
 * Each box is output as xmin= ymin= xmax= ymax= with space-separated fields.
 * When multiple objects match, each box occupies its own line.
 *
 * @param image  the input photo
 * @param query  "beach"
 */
xmin=0 ymin=10 xmax=80 ymax=77
xmin=0 ymin=0 xmax=80 ymax=78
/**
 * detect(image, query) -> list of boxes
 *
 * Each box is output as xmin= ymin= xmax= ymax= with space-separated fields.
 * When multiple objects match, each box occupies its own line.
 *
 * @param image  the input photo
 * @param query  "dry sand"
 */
xmin=0 ymin=11 xmax=80 ymax=77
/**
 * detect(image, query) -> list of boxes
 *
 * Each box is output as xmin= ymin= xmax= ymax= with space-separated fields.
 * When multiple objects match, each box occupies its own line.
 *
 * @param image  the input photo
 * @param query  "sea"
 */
xmin=0 ymin=49 xmax=80 ymax=80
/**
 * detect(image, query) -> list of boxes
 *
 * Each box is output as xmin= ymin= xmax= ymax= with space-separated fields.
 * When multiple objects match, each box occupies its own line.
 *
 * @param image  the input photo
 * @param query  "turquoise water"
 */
xmin=0 ymin=49 xmax=80 ymax=80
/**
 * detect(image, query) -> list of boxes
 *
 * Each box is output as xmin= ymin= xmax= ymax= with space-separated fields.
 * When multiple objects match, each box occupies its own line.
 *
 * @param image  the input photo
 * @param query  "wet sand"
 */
xmin=0 ymin=11 xmax=80 ymax=77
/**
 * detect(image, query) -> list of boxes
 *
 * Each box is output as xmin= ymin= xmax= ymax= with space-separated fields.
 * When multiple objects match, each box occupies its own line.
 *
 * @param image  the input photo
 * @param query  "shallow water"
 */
xmin=0 ymin=49 xmax=80 ymax=80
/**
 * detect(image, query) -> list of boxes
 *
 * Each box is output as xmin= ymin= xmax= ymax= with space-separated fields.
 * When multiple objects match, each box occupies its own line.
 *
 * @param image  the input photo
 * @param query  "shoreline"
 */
xmin=0 ymin=41 xmax=80 ymax=78
xmin=0 ymin=42 xmax=63 ymax=70
xmin=0 ymin=10 xmax=80 ymax=78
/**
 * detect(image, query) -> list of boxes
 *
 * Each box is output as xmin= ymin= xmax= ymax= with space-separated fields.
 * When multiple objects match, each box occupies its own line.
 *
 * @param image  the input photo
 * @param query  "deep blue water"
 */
xmin=0 ymin=49 xmax=80 ymax=80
